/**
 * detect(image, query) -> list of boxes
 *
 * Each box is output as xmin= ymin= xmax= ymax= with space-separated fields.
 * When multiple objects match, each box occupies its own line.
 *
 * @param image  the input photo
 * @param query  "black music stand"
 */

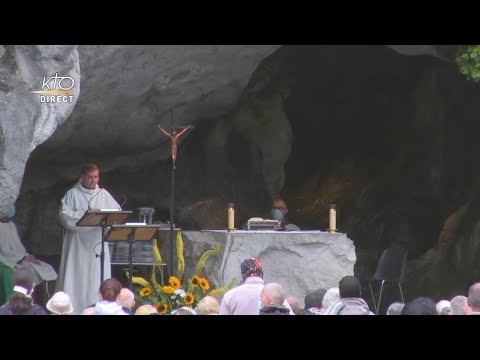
xmin=76 ymin=210 xmax=133 ymax=283
xmin=105 ymin=224 xmax=160 ymax=290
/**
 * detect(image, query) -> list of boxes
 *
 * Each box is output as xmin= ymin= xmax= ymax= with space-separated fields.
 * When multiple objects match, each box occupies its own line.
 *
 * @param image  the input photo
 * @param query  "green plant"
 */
xmin=131 ymin=232 xmax=235 ymax=314
xmin=456 ymin=45 xmax=480 ymax=82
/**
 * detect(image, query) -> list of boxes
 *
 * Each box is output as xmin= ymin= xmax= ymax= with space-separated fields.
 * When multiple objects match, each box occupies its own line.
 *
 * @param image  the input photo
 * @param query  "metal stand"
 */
xmin=168 ymin=109 xmax=175 ymax=277
xmin=76 ymin=210 xmax=132 ymax=285
xmin=105 ymin=224 xmax=162 ymax=290
xmin=128 ymin=232 xmax=134 ymax=289
xmin=101 ymin=220 xmax=107 ymax=283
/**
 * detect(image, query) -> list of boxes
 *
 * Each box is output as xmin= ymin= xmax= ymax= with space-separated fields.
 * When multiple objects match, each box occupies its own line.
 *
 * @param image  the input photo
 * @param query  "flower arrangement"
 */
xmin=132 ymin=231 xmax=235 ymax=314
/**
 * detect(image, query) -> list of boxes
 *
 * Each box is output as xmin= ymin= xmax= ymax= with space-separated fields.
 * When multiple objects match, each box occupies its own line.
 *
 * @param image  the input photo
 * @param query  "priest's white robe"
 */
xmin=57 ymin=180 xmax=120 ymax=315
xmin=0 ymin=221 xmax=57 ymax=285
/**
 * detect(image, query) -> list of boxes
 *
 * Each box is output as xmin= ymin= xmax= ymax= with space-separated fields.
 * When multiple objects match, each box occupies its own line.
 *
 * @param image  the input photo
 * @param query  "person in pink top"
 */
xmin=219 ymin=257 xmax=293 ymax=315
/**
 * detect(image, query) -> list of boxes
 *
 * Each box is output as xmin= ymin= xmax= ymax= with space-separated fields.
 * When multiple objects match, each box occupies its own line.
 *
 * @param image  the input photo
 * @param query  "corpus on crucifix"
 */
xmin=157 ymin=125 xmax=191 ymax=168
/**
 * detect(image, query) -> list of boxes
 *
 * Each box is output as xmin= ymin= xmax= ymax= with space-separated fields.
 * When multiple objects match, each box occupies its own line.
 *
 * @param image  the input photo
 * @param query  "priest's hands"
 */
xmin=23 ymin=254 xmax=41 ymax=264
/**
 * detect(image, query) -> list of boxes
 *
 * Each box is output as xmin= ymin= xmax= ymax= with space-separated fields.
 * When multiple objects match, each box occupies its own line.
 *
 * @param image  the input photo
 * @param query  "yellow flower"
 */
xmin=199 ymin=277 xmax=210 ymax=291
xmin=191 ymin=275 xmax=201 ymax=287
xmin=132 ymin=234 xmax=235 ymax=314
xmin=162 ymin=285 xmax=175 ymax=294
xmin=139 ymin=287 xmax=151 ymax=297
xmin=168 ymin=276 xmax=181 ymax=290
xmin=155 ymin=302 xmax=169 ymax=315
xmin=184 ymin=293 xmax=195 ymax=305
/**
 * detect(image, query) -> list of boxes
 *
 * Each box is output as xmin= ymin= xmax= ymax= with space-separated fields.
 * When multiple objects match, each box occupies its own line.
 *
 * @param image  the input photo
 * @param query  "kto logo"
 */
xmin=32 ymin=73 xmax=75 ymax=103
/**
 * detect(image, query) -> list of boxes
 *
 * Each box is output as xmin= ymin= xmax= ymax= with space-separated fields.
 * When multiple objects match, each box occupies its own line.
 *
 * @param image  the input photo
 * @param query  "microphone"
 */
xmin=118 ymin=194 xmax=127 ymax=210
xmin=88 ymin=188 xmax=104 ymax=211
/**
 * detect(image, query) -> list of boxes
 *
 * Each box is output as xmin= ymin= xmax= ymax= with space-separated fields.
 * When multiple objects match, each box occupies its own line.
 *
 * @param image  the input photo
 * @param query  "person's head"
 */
xmin=82 ymin=307 xmax=95 ymax=315
xmin=2 ymin=205 xmax=15 ymax=222
xmin=271 ymin=196 xmax=288 ymax=221
xmin=401 ymin=297 xmax=437 ymax=315
xmin=241 ymin=257 xmax=263 ymax=281
xmin=450 ymin=295 xmax=470 ymax=315
xmin=440 ymin=307 xmax=452 ymax=315
xmin=195 ymin=296 xmax=220 ymax=315
xmin=285 ymin=295 xmax=301 ymax=314
xmin=46 ymin=291 xmax=74 ymax=315
xmin=80 ymin=163 xmax=100 ymax=190
xmin=304 ymin=289 xmax=327 ymax=309
xmin=14 ymin=268 xmax=35 ymax=294
xmin=436 ymin=300 xmax=451 ymax=315
xmin=468 ymin=282 xmax=480 ymax=311
xmin=322 ymin=287 xmax=340 ymax=309
xmin=9 ymin=268 xmax=35 ymax=314
xmin=386 ymin=302 xmax=405 ymax=315
xmin=339 ymin=276 xmax=362 ymax=298
xmin=117 ymin=288 xmax=135 ymax=310
xmin=99 ymin=278 xmax=122 ymax=302
xmin=172 ymin=306 xmax=196 ymax=315
xmin=135 ymin=304 xmax=158 ymax=315
xmin=260 ymin=283 xmax=286 ymax=308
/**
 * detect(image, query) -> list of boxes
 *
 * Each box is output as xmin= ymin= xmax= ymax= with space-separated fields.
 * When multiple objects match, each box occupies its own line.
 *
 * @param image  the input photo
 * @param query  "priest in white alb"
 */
xmin=57 ymin=163 xmax=120 ymax=315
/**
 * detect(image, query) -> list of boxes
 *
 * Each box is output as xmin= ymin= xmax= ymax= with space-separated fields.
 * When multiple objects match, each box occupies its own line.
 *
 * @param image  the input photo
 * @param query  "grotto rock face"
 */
xmin=0 ymin=45 xmax=79 ymax=215
xmin=9 ymin=44 xmax=480 ymax=302
xmin=14 ymin=45 xmax=282 ymax=256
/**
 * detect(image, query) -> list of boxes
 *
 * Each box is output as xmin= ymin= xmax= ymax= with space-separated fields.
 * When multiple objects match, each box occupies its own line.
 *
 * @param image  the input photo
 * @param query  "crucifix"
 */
xmin=156 ymin=125 xmax=191 ymax=169
xmin=155 ymin=109 xmax=192 ymax=277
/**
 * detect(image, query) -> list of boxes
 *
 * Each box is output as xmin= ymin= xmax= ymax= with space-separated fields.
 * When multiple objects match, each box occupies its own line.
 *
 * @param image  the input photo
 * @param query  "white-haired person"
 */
xmin=117 ymin=288 xmax=135 ymax=315
xmin=195 ymin=296 xmax=220 ymax=315
xmin=386 ymin=302 xmax=404 ymax=315
xmin=259 ymin=283 xmax=290 ymax=315
xmin=436 ymin=299 xmax=451 ymax=315
xmin=172 ymin=306 xmax=196 ymax=315
xmin=450 ymin=295 xmax=471 ymax=315
xmin=322 ymin=287 xmax=340 ymax=313
xmin=135 ymin=304 xmax=158 ymax=315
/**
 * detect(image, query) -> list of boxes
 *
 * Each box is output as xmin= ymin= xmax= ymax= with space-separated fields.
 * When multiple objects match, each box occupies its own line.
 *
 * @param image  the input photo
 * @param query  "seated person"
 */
xmin=270 ymin=196 xmax=300 ymax=231
xmin=0 ymin=206 xmax=57 ymax=302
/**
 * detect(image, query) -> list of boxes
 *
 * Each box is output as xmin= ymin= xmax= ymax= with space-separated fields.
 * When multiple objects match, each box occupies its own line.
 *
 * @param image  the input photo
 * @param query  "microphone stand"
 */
xmin=100 ymin=217 xmax=107 ymax=283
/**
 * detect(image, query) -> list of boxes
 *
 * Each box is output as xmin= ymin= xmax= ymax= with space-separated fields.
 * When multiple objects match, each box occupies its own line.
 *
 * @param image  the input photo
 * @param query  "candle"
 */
xmin=329 ymin=204 xmax=336 ymax=233
xmin=227 ymin=203 xmax=235 ymax=231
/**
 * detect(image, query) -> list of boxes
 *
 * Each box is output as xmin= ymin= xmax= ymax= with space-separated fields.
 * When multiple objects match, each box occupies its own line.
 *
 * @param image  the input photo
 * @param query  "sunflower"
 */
xmin=139 ymin=287 xmax=151 ymax=297
xmin=199 ymin=277 xmax=210 ymax=291
xmin=191 ymin=275 xmax=201 ymax=287
xmin=168 ymin=276 xmax=181 ymax=290
xmin=162 ymin=285 xmax=175 ymax=294
xmin=155 ymin=302 xmax=169 ymax=315
xmin=183 ymin=293 xmax=195 ymax=305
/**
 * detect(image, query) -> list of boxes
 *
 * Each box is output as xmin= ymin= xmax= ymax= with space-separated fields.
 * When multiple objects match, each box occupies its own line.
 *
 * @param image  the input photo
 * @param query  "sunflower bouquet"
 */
xmin=132 ymin=231 xmax=235 ymax=314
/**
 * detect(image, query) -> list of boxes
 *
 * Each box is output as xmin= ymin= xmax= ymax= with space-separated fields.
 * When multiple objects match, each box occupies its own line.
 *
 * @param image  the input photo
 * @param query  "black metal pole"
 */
xmin=101 ymin=222 xmax=106 ymax=283
xmin=128 ymin=232 xmax=134 ymax=290
xmin=169 ymin=109 xmax=175 ymax=277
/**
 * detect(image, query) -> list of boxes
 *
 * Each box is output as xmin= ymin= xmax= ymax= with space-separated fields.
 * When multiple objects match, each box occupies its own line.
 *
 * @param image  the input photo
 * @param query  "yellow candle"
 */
xmin=227 ymin=203 xmax=235 ymax=231
xmin=329 ymin=204 xmax=336 ymax=233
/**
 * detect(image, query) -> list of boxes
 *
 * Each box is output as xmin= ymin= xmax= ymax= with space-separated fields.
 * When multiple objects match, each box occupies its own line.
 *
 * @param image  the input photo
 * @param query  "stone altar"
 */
xmin=158 ymin=230 xmax=356 ymax=307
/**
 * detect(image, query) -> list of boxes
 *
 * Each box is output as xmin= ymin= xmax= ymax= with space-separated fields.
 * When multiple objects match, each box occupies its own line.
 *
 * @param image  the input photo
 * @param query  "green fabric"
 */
xmin=0 ymin=262 xmax=13 ymax=305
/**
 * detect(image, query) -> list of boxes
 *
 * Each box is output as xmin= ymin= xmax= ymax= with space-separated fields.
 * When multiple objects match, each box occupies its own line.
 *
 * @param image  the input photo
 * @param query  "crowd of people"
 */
xmin=0 ymin=252 xmax=479 ymax=315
